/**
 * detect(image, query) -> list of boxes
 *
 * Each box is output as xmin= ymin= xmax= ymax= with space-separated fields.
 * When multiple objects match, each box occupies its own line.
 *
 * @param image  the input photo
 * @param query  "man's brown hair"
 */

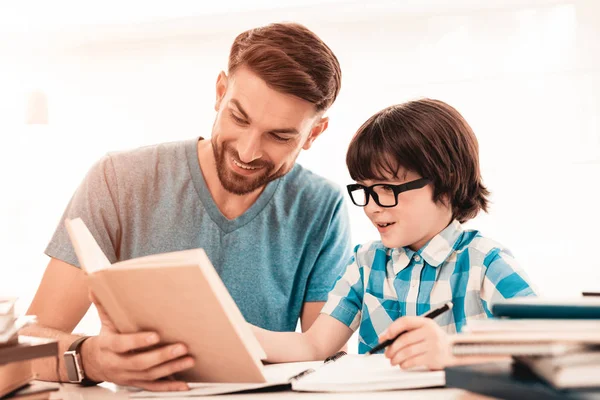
xmin=346 ymin=98 xmax=490 ymax=223
xmin=228 ymin=23 xmax=341 ymax=112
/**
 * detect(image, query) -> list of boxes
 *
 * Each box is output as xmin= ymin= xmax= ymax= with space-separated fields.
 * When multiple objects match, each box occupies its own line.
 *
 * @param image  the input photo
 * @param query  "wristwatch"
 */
xmin=63 ymin=336 xmax=99 ymax=385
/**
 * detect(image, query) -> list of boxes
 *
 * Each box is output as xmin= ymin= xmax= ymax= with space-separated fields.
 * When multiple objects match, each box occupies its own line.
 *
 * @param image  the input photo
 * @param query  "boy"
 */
xmin=252 ymin=98 xmax=536 ymax=370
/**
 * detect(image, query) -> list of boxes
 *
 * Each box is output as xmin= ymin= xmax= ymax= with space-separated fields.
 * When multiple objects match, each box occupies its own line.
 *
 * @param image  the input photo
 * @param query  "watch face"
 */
xmin=64 ymin=351 xmax=82 ymax=383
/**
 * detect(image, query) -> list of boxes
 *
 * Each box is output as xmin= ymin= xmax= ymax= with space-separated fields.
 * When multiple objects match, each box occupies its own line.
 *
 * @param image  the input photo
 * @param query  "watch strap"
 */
xmin=65 ymin=336 xmax=101 ymax=386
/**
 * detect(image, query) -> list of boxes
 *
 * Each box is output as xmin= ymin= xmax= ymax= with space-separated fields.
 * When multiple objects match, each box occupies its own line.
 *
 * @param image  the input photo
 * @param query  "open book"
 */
xmin=65 ymin=218 xmax=266 ymax=383
xmin=129 ymin=352 xmax=446 ymax=397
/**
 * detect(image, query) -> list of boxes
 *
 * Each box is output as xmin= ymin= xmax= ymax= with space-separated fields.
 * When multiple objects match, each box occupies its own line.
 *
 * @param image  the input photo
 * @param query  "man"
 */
xmin=24 ymin=23 xmax=351 ymax=391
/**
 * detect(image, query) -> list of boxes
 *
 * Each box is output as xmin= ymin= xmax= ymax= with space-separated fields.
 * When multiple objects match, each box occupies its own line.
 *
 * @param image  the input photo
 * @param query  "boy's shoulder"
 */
xmin=352 ymin=240 xmax=388 ymax=264
xmin=459 ymin=228 xmax=515 ymax=259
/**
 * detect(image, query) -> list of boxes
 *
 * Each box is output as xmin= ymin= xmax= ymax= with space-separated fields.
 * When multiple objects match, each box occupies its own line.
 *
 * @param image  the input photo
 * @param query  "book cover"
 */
xmin=65 ymin=217 xmax=266 ymax=383
xmin=0 ymin=336 xmax=58 ymax=366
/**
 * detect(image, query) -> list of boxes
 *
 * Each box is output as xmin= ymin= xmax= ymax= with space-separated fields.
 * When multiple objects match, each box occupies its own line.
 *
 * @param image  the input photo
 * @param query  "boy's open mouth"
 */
xmin=377 ymin=222 xmax=395 ymax=228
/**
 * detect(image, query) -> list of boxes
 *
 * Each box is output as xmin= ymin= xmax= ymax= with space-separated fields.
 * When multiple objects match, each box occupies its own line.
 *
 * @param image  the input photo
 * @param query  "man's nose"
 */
xmin=237 ymin=131 xmax=262 ymax=163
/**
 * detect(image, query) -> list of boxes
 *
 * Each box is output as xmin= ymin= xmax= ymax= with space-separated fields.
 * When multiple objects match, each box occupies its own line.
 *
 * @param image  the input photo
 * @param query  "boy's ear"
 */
xmin=215 ymin=71 xmax=228 ymax=111
xmin=303 ymin=117 xmax=329 ymax=150
xmin=439 ymin=194 xmax=454 ymax=213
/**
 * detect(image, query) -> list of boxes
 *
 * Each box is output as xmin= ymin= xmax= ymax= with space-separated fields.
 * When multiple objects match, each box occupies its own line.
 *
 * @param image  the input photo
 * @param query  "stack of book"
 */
xmin=0 ymin=297 xmax=58 ymax=398
xmin=446 ymin=297 xmax=600 ymax=396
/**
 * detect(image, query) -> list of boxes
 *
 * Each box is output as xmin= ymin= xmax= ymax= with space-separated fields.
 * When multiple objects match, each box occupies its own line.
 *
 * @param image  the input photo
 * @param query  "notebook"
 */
xmin=129 ymin=352 xmax=446 ymax=397
xmin=65 ymin=217 xmax=266 ymax=383
xmin=515 ymin=351 xmax=600 ymax=389
xmin=0 ymin=297 xmax=17 ymax=333
xmin=491 ymin=298 xmax=600 ymax=319
xmin=463 ymin=318 xmax=600 ymax=333
xmin=451 ymin=331 xmax=600 ymax=345
xmin=445 ymin=361 xmax=600 ymax=400
xmin=452 ymin=342 xmax=589 ymax=357
xmin=0 ymin=360 xmax=32 ymax=398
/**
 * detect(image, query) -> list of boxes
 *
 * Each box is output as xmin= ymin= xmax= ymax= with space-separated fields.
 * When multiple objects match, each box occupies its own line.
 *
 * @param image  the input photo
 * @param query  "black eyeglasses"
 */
xmin=346 ymin=178 xmax=430 ymax=208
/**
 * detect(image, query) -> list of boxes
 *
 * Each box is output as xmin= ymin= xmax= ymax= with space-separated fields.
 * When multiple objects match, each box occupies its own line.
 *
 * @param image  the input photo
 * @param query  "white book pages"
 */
xmin=291 ymin=354 xmax=445 ymax=392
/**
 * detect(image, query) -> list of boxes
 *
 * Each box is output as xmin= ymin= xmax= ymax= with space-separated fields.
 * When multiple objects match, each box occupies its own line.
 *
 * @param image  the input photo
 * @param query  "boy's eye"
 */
xmin=380 ymin=185 xmax=395 ymax=192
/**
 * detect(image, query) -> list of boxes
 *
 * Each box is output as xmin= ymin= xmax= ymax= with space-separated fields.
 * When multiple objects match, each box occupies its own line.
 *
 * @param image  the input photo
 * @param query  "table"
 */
xmin=35 ymin=381 xmax=494 ymax=400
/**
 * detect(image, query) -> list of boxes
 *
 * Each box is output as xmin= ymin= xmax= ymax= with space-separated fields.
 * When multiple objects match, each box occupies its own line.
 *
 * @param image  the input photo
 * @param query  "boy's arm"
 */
xmin=253 ymin=245 xmax=363 ymax=363
xmin=251 ymin=314 xmax=353 ymax=363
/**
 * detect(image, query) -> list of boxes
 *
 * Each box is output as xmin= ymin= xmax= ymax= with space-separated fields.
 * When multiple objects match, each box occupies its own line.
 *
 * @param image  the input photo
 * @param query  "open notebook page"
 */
xmin=129 ymin=356 xmax=445 ymax=397
xmin=292 ymin=354 xmax=445 ymax=392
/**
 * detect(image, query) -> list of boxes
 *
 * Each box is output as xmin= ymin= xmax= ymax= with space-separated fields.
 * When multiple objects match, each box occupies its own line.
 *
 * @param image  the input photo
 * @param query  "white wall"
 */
xmin=1 ymin=0 xmax=599 ymax=342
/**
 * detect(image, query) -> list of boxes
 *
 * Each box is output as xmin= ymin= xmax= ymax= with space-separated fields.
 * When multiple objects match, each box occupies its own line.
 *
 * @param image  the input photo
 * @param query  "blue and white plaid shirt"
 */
xmin=321 ymin=220 xmax=536 ymax=354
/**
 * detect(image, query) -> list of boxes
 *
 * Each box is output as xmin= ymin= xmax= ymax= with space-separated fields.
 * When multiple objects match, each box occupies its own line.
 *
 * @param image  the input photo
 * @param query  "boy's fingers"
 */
xmin=389 ymin=340 xmax=427 ymax=366
xmin=380 ymin=317 xmax=427 ymax=340
xmin=384 ymin=328 xmax=425 ymax=358
xmin=399 ymin=353 xmax=429 ymax=370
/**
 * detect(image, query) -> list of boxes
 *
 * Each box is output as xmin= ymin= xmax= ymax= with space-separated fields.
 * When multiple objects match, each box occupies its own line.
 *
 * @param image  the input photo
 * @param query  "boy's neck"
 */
xmin=408 ymin=217 xmax=454 ymax=252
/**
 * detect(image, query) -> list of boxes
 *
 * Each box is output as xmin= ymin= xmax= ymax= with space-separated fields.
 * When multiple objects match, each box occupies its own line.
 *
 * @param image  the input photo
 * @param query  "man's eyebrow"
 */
xmin=230 ymin=99 xmax=250 ymax=121
xmin=230 ymin=99 xmax=300 ymax=135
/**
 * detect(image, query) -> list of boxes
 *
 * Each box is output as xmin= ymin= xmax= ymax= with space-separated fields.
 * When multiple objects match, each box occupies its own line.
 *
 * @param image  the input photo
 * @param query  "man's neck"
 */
xmin=197 ymin=139 xmax=264 ymax=220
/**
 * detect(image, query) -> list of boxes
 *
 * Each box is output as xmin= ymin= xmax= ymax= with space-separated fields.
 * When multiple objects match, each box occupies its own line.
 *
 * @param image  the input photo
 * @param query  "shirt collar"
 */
xmin=391 ymin=220 xmax=464 ymax=275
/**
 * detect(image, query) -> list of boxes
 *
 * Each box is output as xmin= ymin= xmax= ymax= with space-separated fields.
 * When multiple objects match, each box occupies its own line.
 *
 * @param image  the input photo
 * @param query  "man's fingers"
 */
xmin=127 ymin=356 xmax=195 ymax=382
xmin=123 ymin=344 xmax=190 ymax=371
xmin=101 ymin=331 xmax=161 ymax=354
xmin=384 ymin=328 xmax=425 ymax=359
xmin=128 ymin=379 xmax=189 ymax=392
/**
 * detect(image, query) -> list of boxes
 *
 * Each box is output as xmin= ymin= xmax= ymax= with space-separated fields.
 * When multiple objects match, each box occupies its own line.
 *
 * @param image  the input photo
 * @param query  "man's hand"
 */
xmin=81 ymin=293 xmax=195 ymax=391
xmin=380 ymin=316 xmax=454 ymax=371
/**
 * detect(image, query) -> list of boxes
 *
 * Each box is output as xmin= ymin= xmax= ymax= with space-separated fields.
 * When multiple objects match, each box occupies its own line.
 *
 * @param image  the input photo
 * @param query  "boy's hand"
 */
xmin=380 ymin=316 xmax=454 ymax=371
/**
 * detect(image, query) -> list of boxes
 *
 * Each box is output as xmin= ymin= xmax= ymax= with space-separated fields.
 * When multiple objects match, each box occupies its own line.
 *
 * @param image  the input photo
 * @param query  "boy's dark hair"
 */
xmin=346 ymin=98 xmax=489 ymax=223
xmin=228 ymin=23 xmax=341 ymax=112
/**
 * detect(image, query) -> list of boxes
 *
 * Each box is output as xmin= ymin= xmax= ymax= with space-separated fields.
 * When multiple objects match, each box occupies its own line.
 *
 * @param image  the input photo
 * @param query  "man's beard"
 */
xmin=212 ymin=138 xmax=287 ymax=195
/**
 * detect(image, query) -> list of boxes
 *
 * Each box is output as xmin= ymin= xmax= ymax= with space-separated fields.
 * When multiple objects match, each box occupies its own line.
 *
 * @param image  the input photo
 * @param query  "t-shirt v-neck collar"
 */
xmin=186 ymin=138 xmax=280 ymax=234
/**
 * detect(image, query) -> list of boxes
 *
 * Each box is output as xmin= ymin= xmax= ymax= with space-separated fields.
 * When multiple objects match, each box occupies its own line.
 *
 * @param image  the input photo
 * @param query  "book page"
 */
xmin=262 ymin=360 xmax=322 ymax=382
xmin=128 ymin=361 xmax=322 ymax=398
xmin=113 ymin=249 xmax=205 ymax=270
xmin=292 ymin=354 xmax=445 ymax=392
xmin=65 ymin=218 xmax=111 ymax=274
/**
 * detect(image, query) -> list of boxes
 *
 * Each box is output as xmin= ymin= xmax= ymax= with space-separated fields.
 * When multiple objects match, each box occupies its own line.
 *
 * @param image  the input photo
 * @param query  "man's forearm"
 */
xmin=19 ymin=324 xmax=85 ymax=382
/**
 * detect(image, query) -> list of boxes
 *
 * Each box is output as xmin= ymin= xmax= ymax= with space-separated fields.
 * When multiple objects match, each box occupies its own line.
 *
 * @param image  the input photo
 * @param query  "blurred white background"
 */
xmin=1 ymin=0 xmax=599 ymax=349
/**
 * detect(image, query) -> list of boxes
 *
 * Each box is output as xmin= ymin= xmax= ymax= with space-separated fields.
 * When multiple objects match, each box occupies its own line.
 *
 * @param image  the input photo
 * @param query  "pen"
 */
xmin=367 ymin=301 xmax=453 ymax=355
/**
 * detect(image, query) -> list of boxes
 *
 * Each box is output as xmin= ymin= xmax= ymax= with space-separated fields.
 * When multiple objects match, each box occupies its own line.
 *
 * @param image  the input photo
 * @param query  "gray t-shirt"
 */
xmin=46 ymin=138 xmax=352 ymax=331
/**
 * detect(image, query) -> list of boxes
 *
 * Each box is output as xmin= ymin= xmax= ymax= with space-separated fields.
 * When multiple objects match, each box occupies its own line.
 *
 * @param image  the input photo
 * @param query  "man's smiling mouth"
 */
xmin=233 ymin=158 xmax=260 ymax=170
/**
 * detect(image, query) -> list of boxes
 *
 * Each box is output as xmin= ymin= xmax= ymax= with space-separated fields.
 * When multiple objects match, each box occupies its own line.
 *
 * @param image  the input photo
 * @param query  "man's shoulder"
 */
xmin=280 ymin=164 xmax=345 ymax=203
xmin=105 ymin=138 xmax=193 ymax=168
xmin=94 ymin=138 xmax=196 ymax=186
